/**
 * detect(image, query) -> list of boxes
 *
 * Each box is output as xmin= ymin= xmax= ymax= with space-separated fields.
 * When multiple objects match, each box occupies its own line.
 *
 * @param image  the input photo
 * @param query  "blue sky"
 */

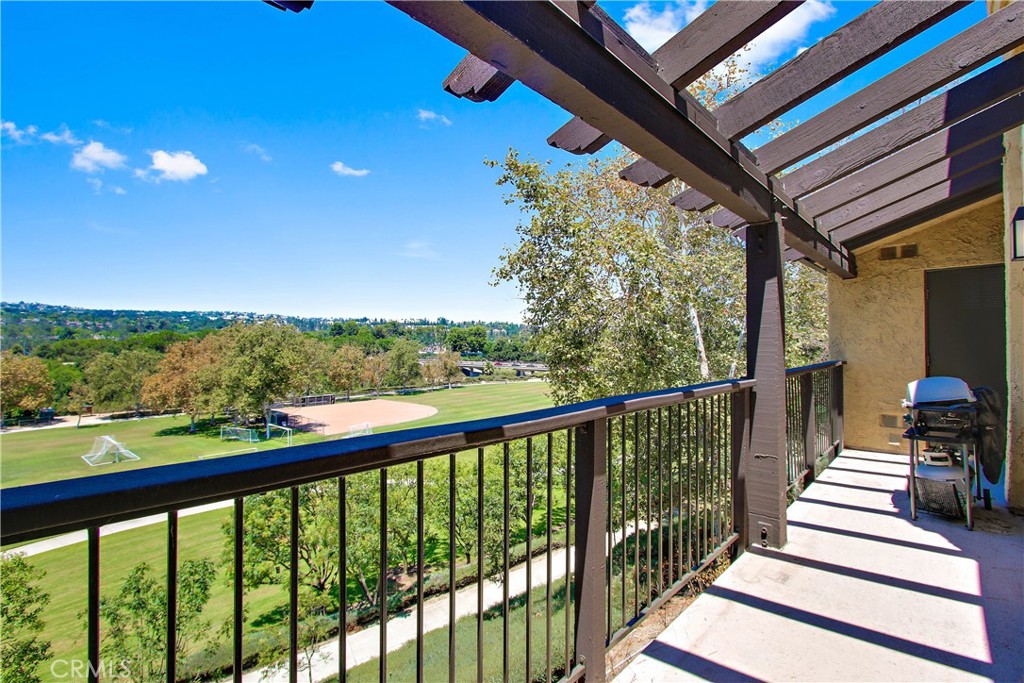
xmin=1 ymin=1 xmax=986 ymax=322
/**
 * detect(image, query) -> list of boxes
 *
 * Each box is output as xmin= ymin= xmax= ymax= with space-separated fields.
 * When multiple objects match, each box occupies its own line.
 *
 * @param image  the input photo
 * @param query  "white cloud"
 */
xmin=72 ymin=141 xmax=127 ymax=173
xmin=623 ymin=2 xmax=687 ymax=52
xmin=399 ymin=240 xmax=438 ymax=260
xmin=417 ymin=109 xmax=452 ymax=126
xmin=330 ymin=161 xmax=370 ymax=177
xmin=622 ymin=0 xmax=833 ymax=73
xmin=40 ymin=125 xmax=81 ymax=146
xmin=243 ymin=142 xmax=272 ymax=162
xmin=93 ymin=119 xmax=133 ymax=134
xmin=741 ymin=0 xmax=835 ymax=72
xmin=112 ymin=186 xmax=127 ymax=195
xmin=142 ymin=150 xmax=208 ymax=182
xmin=86 ymin=177 xmax=103 ymax=194
xmin=1 ymin=120 xmax=38 ymax=144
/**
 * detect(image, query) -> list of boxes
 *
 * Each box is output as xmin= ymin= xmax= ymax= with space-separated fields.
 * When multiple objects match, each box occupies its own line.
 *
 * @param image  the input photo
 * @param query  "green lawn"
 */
xmin=0 ymin=381 xmax=553 ymax=489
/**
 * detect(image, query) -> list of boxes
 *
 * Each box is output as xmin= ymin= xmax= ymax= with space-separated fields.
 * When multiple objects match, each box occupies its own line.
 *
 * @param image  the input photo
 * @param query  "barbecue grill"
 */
xmin=902 ymin=377 xmax=991 ymax=530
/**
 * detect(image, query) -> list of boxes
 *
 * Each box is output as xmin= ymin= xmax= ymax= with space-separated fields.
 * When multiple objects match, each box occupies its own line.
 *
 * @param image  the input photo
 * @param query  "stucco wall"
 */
xmin=1002 ymin=126 xmax=1023 ymax=511
xmin=827 ymin=197 xmax=1004 ymax=454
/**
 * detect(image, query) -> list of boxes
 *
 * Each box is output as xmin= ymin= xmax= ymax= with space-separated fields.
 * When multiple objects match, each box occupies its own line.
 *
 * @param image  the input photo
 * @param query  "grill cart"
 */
xmin=902 ymin=377 xmax=993 ymax=530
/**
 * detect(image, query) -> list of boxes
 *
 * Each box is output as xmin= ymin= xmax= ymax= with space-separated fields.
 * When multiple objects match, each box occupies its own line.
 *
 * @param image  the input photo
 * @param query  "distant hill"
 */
xmin=0 ymin=301 xmax=524 ymax=353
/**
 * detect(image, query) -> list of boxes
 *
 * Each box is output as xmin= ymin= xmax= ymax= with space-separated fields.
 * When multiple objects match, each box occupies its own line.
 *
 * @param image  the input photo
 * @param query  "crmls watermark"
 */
xmin=49 ymin=659 xmax=132 ymax=680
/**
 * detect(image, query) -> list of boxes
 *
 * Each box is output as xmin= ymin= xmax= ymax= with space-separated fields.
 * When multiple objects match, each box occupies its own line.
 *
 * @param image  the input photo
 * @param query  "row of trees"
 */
xmin=0 ymin=324 xmax=468 ymax=425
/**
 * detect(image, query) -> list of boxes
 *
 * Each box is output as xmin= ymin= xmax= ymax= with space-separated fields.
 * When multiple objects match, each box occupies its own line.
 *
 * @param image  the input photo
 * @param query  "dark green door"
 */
xmin=925 ymin=264 xmax=1007 ymax=406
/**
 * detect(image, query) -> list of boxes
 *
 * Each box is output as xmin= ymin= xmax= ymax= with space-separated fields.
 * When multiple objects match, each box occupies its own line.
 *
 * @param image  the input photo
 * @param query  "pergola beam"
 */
xmin=391 ymin=0 xmax=853 ymax=277
xmin=716 ymin=0 xmax=968 ymax=140
xmin=442 ymin=54 xmax=515 ymax=102
xmin=754 ymin=2 xmax=1024 ymax=174
xmin=676 ymin=51 xmax=1024 ymax=213
xmin=803 ymin=98 xmax=1021 ymax=219
xmin=549 ymin=0 xmax=801 ymax=157
xmin=830 ymin=161 xmax=1003 ymax=244
xmin=640 ymin=0 xmax=971 ymax=198
xmin=816 ymin=139 xmax=1006 ymax=232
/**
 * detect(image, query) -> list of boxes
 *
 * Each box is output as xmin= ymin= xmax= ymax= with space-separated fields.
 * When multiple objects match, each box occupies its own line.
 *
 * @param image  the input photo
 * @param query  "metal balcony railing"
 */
xmin=3 ymin=378 xmax=763 ymax=683
xmin=785 ymin=360 xmax=846 ymax=495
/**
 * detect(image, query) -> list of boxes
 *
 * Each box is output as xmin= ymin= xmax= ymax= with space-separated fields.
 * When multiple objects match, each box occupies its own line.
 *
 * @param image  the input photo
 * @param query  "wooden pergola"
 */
xmin=271 ymin=0 xmax=1020 ymax=547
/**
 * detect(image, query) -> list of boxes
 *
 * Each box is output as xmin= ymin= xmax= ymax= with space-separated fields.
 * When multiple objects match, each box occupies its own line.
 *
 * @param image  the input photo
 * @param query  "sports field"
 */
xmin=0 ymin=380 xmax=552 ymax=489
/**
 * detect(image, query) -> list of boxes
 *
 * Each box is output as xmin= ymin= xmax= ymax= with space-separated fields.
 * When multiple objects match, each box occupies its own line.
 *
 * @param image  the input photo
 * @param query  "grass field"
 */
xmin=0 ymin=381 xmax=553 ymax=489
xmin=2 ymin=382 xmax=554 ymax=679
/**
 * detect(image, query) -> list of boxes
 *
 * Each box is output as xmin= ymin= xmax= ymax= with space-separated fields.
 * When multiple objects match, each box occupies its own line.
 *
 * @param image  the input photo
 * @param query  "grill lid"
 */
xmin=905 ymin=377 xmax=975 ymax=407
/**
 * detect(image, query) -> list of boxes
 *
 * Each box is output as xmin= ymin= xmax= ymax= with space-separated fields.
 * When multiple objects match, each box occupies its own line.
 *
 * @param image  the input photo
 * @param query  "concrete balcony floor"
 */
xmin=615 ymin=449 xmax=1024 ymax=682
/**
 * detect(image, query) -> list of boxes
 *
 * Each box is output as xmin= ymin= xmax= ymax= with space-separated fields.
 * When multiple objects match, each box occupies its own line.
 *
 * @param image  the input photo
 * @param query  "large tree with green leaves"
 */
xmin=82 ymin=349 xmax=161 ymax=416
xmin=142 ymin=335 xmax=226 ymax=431
xmin=0 ymin=351 xmax=54 ymax=419
xmin=219 ymin=323 xmax=320 ymax=432
xmin=329 ymin=345 xmax=366 ymax=400
xmin=385 ymin=339 xmax=421 ymax=390
xmin=0 ymin=554 xmax=51 ymax=683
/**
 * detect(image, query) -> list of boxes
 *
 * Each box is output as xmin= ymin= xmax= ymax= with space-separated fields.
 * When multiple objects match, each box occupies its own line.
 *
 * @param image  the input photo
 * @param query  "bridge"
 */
xmin=457 ymin=360 xmax=548 ymax=377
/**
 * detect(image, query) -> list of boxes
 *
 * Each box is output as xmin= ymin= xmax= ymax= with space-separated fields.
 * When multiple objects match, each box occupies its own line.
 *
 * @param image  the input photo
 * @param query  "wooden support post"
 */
xmin=574 ymin=419 xmax=607 ymax=681
xmin=744 ymin=219 xmax=788 ymax=548
xmin=801 ymin=374 xmax=817 ymax=484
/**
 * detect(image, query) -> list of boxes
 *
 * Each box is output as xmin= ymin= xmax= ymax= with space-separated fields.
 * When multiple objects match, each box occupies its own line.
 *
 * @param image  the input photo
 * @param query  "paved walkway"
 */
xmin=615 ymin=449 xmax=1024 ymax=682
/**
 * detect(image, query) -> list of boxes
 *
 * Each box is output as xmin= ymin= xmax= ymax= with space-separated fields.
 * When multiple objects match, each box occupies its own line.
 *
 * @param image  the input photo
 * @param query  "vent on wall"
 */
xmin=879 ymin=244 xmax=918 ymax=260
xmin=880 ymin=414 xmax=901 ymax=428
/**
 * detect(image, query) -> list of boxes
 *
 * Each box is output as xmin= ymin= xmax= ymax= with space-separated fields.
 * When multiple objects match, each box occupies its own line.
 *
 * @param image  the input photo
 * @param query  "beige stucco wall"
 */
xmin=827 ymin=197 xmax=1004 ymax=454
xmin=1002 ymin=126 xmax=1023 ymax=511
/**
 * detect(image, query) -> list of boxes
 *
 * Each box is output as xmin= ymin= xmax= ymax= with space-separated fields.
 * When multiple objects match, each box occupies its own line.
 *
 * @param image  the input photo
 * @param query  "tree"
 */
xmin=488 ymin=56 xmax=823 ymax=404
xmin=0 ymin=351 xmax=54 ymax=419
xmin=363 ymin=354 xmax=388 ymax=396
xmin=421 ymin=359 xmax=445 ymax=389
xmin=98 ymin=559 xmax=216 ymax=683
xmin=83 ymin=350 xmax=161 ymax=416
xmin=43 ymin=358 xmax=82 ymax=414
xmin=385 ymin=339 xmax=421 ymax=390
xmin=0 ymin=554 xmax=51 ymax=683
xmin=141 ymin=336 xmax=225 ymax=432
xmin=445 ymin=327 xmax=470 ymax=353
xmin=229 ymin=482 xmax=341 ymax=596
xmin=219 ymin=323 xmax=316 ymax=435
xmin=438 ymin=350 xmax=462 ymax=389
xmin=329 ymin=345 xmax=365 ymax=400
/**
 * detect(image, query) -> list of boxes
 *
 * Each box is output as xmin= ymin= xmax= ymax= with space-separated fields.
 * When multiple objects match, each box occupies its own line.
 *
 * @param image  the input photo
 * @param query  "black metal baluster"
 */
xmin=88 ymin=527 xmax=99 ymax=683
xmin=633 ymin=412 xmax=640 ymax=619
xmin=645 ymin=410 xmax=652 ymax=607
xmin=525 ymin=438 xmax=533 ymax=683
xmin=711 ymin=396 xmax=718 ymax=549
xmin=477 ymin=448 xmax=485 ymax=683
xmin=620 ymin=415 xmax=626 ymax=631
xmin=546 ymin=432 xmax=554 ymax=683
xmin=606 ymin=420 xmax=613 ymax=641
xmin=503 ymin=443 xmax=510 ymax=683
xmin=449 ymin=454 xmax=457 ymax=683
xmin=234 ymin=499 xmax=244 ymax=683
xmin=340 ymin=478 xmax=348 ymax=683
xmin=565 ymin=428 xmax=573 ymax=676
xmin=380 ymin=469 xmax=388 ymax=683
xmin=685 ymin=402 xmax=692 ymax=570
xmin=290 ymin=487 xmax=299 ymax=683
xmin=167 ymin=511 xmax=178 ymax=683
xmin=657 ymin=407 xmax=664 ymax=596
xmin=667 ymin=406 xmax=674 ymax=586
xmin=417 ymin=463 xmax=425 ymax=683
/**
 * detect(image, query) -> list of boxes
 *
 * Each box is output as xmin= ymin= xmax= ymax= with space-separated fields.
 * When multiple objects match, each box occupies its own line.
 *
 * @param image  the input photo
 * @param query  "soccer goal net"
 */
xmin=82 ymin=436 xmax=141 ymax=466
xmin=220 ymin=426 xmax=260 ymax=443
xmin=345 ymin=422 xmax=373 ymax=439
xmin=267 ymin=423 xmax=293 ymax=447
